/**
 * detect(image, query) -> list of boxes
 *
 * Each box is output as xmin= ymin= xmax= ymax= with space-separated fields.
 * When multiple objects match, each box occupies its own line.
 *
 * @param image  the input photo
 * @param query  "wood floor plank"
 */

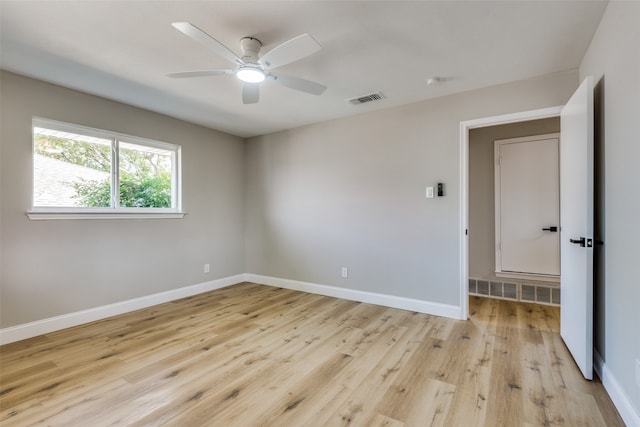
xmin=441 ymin=320 xmax=494 ymax=426
xmin=367 ymin=413 xmax=405 ymax=427
xmin=255 ymin=322 xmax=409 ymax=427
xmin=0 ymin=286 xmax=625 ymax=426
xmin=375 ymin=335 xmax=456 ymax=424
xmin=311 ymin=312 xmax=431 ymax=427
xmin=484 ymin=301 xmax=532 ymax=425
xmin=209 ymin=352 xmax=354 ymax=427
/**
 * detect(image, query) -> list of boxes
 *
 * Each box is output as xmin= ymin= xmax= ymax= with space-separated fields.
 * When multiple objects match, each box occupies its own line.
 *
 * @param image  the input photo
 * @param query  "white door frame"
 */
xmin=458 ymin=106 xmax=564 ymax=319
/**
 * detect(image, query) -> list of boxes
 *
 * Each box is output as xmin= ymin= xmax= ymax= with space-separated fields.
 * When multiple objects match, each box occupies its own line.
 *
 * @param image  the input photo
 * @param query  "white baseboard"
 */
xmin=594 ymin=349 xmax=640 ymax=427
xmin=0 ymin=274 xmax=245 ymax=345
xmin=245 ymin=274 xmax=462 ymax=320
xmin=1 ymin=273 xmax=462 ymax=346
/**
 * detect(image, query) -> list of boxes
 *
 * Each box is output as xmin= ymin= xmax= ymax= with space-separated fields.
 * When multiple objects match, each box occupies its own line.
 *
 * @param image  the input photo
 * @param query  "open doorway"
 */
xmin=459 ymin=106 xmax=563 ymax=319
xmin=469 ymin=119 xmax=561 ymax=307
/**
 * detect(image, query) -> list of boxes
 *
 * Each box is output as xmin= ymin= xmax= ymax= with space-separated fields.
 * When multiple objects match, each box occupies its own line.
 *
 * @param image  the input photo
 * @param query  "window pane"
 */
xmin=118 ymin=141 xmax=173 ymax=208
xmin=33 ymin=127 xmax=112 ymax=207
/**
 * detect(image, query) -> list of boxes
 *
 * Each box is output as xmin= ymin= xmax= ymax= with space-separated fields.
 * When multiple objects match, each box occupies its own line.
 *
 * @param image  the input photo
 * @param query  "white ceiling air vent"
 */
xmin=346 ymin=92 xmax=386 ymax=106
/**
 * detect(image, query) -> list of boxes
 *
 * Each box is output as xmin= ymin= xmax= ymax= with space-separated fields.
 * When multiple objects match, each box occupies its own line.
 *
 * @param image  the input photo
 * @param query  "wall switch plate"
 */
xmin=341 ymin=267 xmax=348 ymax=278
xmin=204 ymin=263 xmax=210 ymax=273
xmin=426 ymin=187 xmax=434 ymax=198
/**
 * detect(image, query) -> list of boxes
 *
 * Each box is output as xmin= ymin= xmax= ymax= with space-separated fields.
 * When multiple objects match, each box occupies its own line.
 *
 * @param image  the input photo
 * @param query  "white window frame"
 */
xmin=28 ymin=117 xmax=185 ymax=220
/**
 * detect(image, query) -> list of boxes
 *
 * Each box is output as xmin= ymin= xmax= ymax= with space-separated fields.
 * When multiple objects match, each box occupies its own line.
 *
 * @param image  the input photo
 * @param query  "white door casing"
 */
xmin=560 ymin=76 xmax=594 ymax=380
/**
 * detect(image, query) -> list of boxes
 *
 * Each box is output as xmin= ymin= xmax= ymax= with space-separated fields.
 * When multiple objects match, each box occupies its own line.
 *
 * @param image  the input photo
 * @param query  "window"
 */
xmin=29 ymin=118 xmax=183 ymax=219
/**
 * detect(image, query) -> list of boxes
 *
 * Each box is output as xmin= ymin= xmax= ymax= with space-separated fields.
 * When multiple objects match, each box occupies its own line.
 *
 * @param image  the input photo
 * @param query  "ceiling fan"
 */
xmin=168 ymin=22 xmax=327 ymax=104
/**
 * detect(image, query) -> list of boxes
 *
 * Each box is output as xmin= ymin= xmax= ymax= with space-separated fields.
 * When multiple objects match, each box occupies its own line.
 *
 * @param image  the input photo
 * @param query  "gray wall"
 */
xmin=469 ymin=118 xmax=560 ymax=281
xmin=245 ymin=72 xmax=578 ymax=306
xmin=2 ymin=3 xmax=637 ymax=418
xmin=580 ymin=1 xmax=640 ymax=414
xmin=0 ymin=71 xmax=246 ymax=328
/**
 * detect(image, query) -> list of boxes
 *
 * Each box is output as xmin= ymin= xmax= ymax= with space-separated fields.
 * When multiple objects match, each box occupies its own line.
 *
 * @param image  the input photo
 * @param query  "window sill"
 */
xmin=26 ymin=210 xmax=186 ymax=220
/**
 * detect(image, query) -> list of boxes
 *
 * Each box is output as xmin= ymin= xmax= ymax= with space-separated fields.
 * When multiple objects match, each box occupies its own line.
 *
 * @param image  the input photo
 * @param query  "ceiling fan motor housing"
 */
xmin=240 ymin=37 xmax=262 ymax=63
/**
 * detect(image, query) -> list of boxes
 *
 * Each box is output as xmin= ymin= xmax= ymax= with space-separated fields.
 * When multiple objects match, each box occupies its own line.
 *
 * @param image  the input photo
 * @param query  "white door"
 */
xmin=560 ymin=76 xmax=594 ymax=380
xmin=496 ymin=135 xmax=560 ymax=276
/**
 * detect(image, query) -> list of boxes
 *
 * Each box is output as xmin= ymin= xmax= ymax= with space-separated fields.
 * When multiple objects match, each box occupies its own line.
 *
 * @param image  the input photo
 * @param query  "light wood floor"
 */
xmin=0 ymin=282 xmax=624 ymax=426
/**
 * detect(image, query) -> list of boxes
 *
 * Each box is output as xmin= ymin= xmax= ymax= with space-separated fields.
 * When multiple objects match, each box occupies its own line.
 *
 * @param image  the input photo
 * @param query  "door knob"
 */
xmin=542 ymin=226 xmax=558 ymax=232
xmin=570 ymin=237 xmax=586 ymax=247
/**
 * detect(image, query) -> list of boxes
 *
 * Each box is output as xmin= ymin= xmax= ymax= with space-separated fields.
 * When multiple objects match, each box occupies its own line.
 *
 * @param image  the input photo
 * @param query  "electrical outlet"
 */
xmin=636 ymin=359 xmax=640 ymax=389
xmin=341 ymin=267 xmax=348 ymax=278
xmin=204 ymin=263 xmax=210 ymax=273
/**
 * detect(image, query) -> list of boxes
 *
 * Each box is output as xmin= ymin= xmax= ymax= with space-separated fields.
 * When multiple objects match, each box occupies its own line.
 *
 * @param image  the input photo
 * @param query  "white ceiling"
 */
xmin=0 ymin=1 xmax=607 ymax=138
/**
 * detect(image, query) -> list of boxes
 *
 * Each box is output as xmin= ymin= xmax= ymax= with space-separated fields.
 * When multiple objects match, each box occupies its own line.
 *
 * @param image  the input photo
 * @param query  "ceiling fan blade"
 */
xmin=172 ymin=22 xmax=242 ymax=66
xmin=167 ymin=70 xmax=234 ymax=78
xmin=269 ymin=73 xmax=327 ymax=95
xmin=242 ymin=83 xmax=260 ymax=104
xmin=259 ymin=34 xmax=321 ymax=69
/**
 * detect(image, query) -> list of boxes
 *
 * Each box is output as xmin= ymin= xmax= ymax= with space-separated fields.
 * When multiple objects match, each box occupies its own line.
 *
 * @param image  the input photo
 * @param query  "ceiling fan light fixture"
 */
xmin=237 ymin=66 xmax=265 ymax=83
xmin=171 ymin=23 xmax=326 ymax=103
